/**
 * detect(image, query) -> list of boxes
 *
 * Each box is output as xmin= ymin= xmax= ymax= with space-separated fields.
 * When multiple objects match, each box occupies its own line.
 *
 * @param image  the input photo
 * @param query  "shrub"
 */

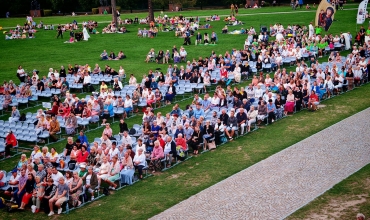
xmin=43 ymin=9 xmax=52 ymax=17
xmin=92 ymin=8 xmax=99 ymax=14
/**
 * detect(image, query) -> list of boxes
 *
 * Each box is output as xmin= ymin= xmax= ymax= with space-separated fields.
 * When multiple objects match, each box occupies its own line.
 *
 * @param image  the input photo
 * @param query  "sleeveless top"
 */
xmin=71 ymin=177 xmax=82 ymax=192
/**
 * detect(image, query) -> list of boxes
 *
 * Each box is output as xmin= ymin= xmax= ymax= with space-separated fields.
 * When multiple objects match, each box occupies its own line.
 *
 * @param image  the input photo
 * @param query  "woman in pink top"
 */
xmin=102 ymin=123 xmax=113 ymax=138
xmin=149 ymin=141 xmax=164 ymax=173
xmin=208 ymin=58 xmax=215 ymax=71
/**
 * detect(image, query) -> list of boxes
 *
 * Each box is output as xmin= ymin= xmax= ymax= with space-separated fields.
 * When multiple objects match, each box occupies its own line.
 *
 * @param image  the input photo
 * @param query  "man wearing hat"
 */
xmin=267 ymin=99 xmax=276 ymax=124
xmin=78 ymin=164 xmax=87 ymax=178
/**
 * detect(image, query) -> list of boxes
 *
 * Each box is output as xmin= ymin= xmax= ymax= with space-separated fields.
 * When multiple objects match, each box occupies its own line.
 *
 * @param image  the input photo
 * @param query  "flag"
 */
xmin=356 ymin=0 xmax=368 ymax=24
xmin=315 ymin=0 xmax=336 ymax=31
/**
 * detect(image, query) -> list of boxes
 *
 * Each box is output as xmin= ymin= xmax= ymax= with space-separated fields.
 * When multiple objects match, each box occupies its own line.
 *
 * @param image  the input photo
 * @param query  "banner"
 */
xmin=356 ymin=0 xmax=368 ymax=24
xmin=315 ymin=0 xmax=336 ymax=32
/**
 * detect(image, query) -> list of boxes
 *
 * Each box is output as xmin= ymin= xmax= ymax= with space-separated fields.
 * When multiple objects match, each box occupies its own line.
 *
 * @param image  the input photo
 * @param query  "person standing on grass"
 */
xmin=230 ymin=4 xmax=235 ymax=16
xmin=56 ymin=24 xmax=63 ymax=39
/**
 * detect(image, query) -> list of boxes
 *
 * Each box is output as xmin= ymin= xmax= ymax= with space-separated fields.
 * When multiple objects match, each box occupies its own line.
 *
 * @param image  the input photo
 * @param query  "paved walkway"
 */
xmin=151 ymin=108 xmax=370 ymax=220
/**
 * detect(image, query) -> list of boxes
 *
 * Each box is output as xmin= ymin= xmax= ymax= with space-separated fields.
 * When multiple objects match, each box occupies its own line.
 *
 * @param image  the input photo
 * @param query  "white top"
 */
xmin=85 ymin=174 xmax=91 ymax=185
xmin=255 ymin=89 xmax=263 ymax=98
xmin=108 ymin=148 xmax=119 ymax=160
xmin=51 ymin=171 xmax=64 ymax=186
xmin=84 ymin=75 xmax=91 ymax=84
xmin=17 ymin=69 xmax=25 ymax=77
xmin=211 ymin=97 xmax=220 ymax=105
xmin=31 ymin=151 xmax=42 ymax=161
xmin=129 ymin=77 xmax=137 ymax=85
xmin=133 ymin=153 xmax=146 ymax=166
xmin=135 ymin=144 xmax=146 ymax=155
xmin=8 ymin=174 xmax=20 ymax=187
xmin=99 ymin=162 xmax=111 ymax=174
xmin=124 ymin=99 xmax=133 ymax=108
xmin=121 ymin=135 xmax=132 ymax=146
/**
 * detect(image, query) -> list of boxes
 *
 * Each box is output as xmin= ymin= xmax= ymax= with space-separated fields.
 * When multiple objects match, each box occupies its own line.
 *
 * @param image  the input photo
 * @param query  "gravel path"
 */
xmin=151 ymin=108 xmax=370 ymax=220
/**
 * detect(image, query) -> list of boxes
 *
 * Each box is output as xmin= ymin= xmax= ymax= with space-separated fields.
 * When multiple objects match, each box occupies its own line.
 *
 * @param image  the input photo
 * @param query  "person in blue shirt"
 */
xmin=173 ymin=124 xmax=185 ymax=139
xmin=193 ymin=103 xmax=205 ymax=119
xmin=77 ymin=130 xmax=89 ymax=150
xmin=171 ymin=72 xmax=179 ymax=86
xmin=101 ymin=100 xmax=113 ymax=125
xmin=170 ymin=104 xmax=182 ymax=116
xmin=201 ymin=94 xmax=211 ymax=114
xmin=150 ymin=120 xmax=160 ymax=138
xmin=100 ymin=50 xmax=108 ymax=60
xmin=267 ymin=99 xmax=276 ymax=124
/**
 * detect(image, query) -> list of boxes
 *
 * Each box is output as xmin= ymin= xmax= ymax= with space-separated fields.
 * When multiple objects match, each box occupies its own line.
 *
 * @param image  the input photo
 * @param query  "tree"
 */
xmin=111 ymin=0 xmax=117 ymax=27
xmin=148 ymin=0 xmax=154 ymax=21
xmin=78 ymin=0 xmax=99 ymax=11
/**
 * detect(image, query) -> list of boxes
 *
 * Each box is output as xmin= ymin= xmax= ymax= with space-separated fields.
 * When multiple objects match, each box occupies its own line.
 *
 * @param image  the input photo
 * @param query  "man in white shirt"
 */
xmin=51 ymin=167 xmax=64 ymax=186
xmin=121 ymin=131 xmax=132 ymax=147
xmin=308 ymin=22 xmax=314 ymax=38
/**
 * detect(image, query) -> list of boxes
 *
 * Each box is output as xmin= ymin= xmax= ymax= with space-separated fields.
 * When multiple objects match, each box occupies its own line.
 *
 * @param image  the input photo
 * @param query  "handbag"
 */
xmin=207 ymin=141 xmax=216 ymax=150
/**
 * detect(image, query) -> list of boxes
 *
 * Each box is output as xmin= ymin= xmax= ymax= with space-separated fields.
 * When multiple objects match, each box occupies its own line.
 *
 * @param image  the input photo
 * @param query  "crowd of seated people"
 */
xmin=5 ymin=27 xmax=37 ymax=40
xmin=0 ymin=58 xmax=367 ymax=213
xmin=137 ymin=27 xmax=158 ymax=38
xmin=205 ymin=14 xmax=220 ymax=22
xmin=100 ymin=50 xmax=127 ymax=60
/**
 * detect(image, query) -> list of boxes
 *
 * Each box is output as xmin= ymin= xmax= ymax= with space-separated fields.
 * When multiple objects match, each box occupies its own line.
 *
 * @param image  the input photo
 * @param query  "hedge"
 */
xmin=43 ymin=9 xmax=52 ymax=16
xmin=92 ymin=8 xmax=99 ymax=14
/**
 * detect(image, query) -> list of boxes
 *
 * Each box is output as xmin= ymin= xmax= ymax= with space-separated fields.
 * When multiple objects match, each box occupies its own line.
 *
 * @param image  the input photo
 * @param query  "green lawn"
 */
xmin=0 ymin=5 xmax=369 ymax=219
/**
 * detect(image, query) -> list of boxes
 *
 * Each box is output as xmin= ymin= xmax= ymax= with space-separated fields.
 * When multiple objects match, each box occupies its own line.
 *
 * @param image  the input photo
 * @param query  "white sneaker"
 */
xmin=91 ymin=196 xmax=95 ymax=201
xmin=48 ymin=211 xmax=55 ymax=216
xmin=57 ymin=208 xmax=62 ymax=214
xmin=10 ymin=198 xmax=14 ymax=202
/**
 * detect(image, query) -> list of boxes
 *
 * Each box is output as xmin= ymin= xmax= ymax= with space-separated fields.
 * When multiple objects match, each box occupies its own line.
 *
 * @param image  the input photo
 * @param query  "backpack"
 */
xmin=0 ymin=197 xmax=5 ymax=208
xmin=176 ymin=146 xmax=185 ymax=161
xmin=129 ymin=128 xmax=136 ymax=135
xmin=68 ymin=161 xmax=76 ymax=170
xmin=103 ymin=187 xmax=110 ymax=196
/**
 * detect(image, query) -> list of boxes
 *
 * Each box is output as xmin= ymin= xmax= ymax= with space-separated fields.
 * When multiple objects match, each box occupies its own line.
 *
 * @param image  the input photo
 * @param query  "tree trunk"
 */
xmin=111 ymin=0 xmax=117 ymax=27
xmin=148 ymin=0 xmax=154 ymax=22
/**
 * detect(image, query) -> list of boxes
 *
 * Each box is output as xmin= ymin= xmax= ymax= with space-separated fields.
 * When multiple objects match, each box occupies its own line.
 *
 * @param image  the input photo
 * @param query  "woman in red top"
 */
xmin=46 ymin=101 xmax=59 ymax=116
xmin=82 ymin=105 xmax=91 ymax=118
xmin=76 ymin=145 xmax=89 ymax=164
xmin=308 ymin=90 xmax=319 ymax=111
xmin=62 ymin=103 xmax=71 ymax=118
xmin=5 ymin=130 xmax=17 ymax=158
xmin=175 ymin=133 xmax=187 ymax=151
